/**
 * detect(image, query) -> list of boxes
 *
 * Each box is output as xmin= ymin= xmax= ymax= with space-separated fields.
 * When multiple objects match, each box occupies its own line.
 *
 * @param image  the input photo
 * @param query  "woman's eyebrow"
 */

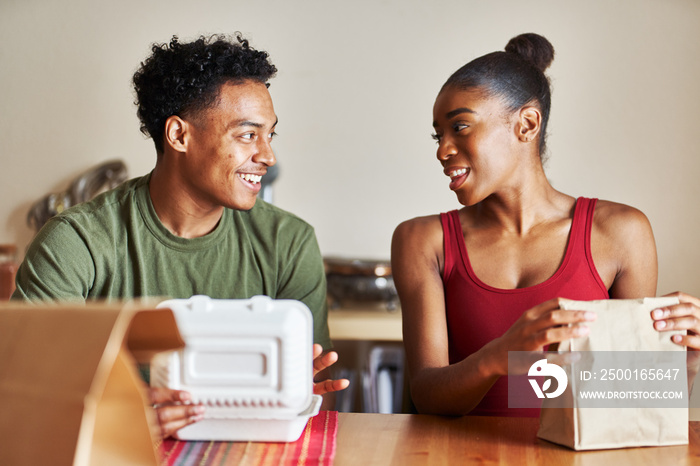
xmin=433 ymin=107 xmax=476 ymax=127
xmin=446 ymin=107 xmax=476 ymax=119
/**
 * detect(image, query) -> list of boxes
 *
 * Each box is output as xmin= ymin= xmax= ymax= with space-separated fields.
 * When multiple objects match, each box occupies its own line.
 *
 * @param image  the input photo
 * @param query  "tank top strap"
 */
xmin=440 ymin=210 xmax=461 ymax=280
xmin=570 ymin=196 xmax=607 ymax=293
xmin=568 ymin=197 xmax=587 ymax=256
xmin=570 ymin=196 xmax=597 ymax=255
xmin=582 ymin=197 xmax=598 ymax=257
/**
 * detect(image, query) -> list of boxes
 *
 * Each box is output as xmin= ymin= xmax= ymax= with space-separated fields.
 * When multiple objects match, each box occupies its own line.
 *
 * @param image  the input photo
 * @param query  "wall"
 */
xmin=0 ymin=0 xmax=698 ymax=298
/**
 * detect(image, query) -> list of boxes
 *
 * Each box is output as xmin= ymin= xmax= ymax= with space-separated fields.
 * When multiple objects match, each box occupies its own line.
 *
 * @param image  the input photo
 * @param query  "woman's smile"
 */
xmin=447 ymin=167 xmax=470 ymax=190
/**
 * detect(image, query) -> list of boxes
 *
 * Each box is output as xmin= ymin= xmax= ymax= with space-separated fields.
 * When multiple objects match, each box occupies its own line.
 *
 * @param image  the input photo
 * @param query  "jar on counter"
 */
xmin=0 ymin=244 xmax=18 ymax=300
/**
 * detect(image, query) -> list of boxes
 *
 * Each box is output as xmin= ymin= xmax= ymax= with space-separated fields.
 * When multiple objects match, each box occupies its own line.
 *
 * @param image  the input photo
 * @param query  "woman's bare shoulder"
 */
xmin=592 ymin=199 xmax=656 ymax=257
xmin=593 ymin=199 xmax=653 ymax=233
xmin=395 ymin=213 xmax=443 ymax=230
xmin=393 ymin=213 xmax=444 ymax=245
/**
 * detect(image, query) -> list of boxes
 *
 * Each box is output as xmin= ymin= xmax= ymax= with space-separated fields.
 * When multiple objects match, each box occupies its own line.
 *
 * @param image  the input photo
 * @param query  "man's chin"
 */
xmin=226 ymin=196 xmax=258 ymax=212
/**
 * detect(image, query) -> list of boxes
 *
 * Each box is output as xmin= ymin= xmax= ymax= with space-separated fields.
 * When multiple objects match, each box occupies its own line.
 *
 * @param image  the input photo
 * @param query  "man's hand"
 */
xmin=148 ymin=387 xmax=205 ymax=439
xmin=312 ymin=343 xmax=350 ymax=395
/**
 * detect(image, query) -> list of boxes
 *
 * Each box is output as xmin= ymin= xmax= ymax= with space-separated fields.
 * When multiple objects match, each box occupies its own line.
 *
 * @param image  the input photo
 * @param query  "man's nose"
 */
xmin=254 ymin=139 xmax=276 ymax=166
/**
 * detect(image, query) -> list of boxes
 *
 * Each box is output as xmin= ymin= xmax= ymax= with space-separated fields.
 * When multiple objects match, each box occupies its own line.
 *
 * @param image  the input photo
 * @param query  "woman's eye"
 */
xmin=431 ymin=133 xmax=442 ymax=143
xmin=453 ymin=123 xmax=469 ymax=132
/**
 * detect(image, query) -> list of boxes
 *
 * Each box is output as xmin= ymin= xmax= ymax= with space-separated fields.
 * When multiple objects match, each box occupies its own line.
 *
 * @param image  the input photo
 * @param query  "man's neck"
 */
xmin=148 ymin=163 xmax=224 ymax=239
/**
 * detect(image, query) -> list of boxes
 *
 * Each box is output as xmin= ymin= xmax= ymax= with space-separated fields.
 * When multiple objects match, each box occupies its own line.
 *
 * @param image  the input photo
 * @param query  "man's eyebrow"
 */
xmin=229 ymin=117 xmax=279 ymax=129
xmin=433 ymin=107 xmax=476 ymax=127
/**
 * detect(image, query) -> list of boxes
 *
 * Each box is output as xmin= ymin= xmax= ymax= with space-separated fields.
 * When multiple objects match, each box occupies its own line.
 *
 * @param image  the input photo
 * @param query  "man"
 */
xmin=14 ymin=33 xmax=348 ymax=438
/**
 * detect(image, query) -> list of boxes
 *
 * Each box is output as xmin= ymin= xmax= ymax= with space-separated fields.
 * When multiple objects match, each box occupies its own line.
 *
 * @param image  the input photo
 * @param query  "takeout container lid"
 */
xmin=151 ymin=295 xmax=315 ymax=441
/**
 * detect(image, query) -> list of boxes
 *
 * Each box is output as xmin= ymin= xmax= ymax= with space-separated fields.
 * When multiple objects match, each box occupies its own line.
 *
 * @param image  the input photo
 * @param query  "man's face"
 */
xmin=181 ymin=80 xmax=277 ymax=211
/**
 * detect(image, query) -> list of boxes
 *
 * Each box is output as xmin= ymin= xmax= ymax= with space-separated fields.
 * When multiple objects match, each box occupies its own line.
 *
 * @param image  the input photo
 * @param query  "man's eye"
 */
xmin=241 ymin=133 xmax=255 ymax=140
xmin=269 ymin=131 xmax=278 ymax=140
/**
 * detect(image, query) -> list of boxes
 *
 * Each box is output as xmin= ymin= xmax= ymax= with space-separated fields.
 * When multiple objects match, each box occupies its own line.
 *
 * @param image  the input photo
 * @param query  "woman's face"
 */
xmin=432 ymin=86 xmax=521 ymax=206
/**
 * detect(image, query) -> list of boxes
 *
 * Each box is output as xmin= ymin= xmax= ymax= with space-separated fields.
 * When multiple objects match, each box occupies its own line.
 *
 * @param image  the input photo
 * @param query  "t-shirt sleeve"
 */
xmin=13 ymin=218 xmax=94 ymax=301
xmin=276 ymin=225 xmax=332 ymax=350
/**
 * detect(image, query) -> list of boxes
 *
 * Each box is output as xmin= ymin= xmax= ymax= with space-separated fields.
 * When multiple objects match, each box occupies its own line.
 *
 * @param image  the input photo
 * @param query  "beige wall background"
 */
xmin=0 ymin=0 xmax=698 ymax=298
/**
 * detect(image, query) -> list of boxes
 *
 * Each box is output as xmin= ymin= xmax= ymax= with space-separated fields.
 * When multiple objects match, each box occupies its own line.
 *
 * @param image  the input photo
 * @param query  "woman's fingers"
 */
xmin=530 ymin=323 xmax=591 ymax=348
xmin=651 ymin=302 xmax=700 ymax=330
xmin=669 ymin=333 xmax=700 ymax=350
xmin=663 ymin=291 xmax=700 ymax=308
xmin=651 ymin=297 xmax=700 ymax=350
xmin=523 ymin=298 xmax=597 ymax=331
xmin=512 ymin=298 xmax=597 ymax=348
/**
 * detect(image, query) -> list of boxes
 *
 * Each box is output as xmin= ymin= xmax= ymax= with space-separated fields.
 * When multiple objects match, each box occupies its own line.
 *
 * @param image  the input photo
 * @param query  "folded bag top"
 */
xmin=561 ymin=297 xmax=682 ymax=352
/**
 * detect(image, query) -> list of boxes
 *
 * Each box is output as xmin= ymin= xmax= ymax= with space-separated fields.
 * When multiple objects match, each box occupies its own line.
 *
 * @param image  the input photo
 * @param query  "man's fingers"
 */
xmin=148 ymin=388 xmax=204 ymax=439
xmin=155 ymin=404 xmax=206 ymax=439
xmin=313 ymin=378 xmax=350 ymax=395
xmin=149 ymin=387 xmax=192 ymax=406
xmin=313 ymin=350 xmax=339 ymax=374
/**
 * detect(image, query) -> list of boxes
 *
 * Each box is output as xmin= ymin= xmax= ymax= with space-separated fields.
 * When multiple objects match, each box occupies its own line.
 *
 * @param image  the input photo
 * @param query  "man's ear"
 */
xmin=516 ymin=106 xmax=542 ymax=144
xmin=163 ymin=115 xmax=189 ymax=152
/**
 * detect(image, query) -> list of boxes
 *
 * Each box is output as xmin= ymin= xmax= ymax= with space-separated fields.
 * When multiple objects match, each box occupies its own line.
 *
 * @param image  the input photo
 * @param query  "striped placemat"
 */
xmin=160 ymin=411 xmax=338 ymax=466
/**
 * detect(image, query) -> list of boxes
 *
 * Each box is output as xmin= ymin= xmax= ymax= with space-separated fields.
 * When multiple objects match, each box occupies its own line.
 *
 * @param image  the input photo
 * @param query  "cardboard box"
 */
xmin=0 ymin=301 xmax=184 ymax=465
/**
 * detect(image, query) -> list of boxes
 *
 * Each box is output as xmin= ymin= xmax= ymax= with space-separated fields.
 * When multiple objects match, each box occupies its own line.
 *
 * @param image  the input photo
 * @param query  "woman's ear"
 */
xmin=517 ymin=106 xmax=542 ymax=143
xmin=163 ymin=115 xmax=189 ymax=152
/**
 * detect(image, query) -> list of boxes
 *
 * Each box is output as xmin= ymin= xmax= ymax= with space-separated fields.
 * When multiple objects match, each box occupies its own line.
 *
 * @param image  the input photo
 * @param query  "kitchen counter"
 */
xmin=334 ymin=413 xmax=700 ymax=465
xmin=328 ymin=307 xmax=402 ymax=341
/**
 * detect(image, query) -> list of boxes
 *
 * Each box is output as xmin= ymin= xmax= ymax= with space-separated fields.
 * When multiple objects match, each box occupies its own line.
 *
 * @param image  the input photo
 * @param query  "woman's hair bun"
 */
xmin=505 ymin=33 xmax=555 ymax=72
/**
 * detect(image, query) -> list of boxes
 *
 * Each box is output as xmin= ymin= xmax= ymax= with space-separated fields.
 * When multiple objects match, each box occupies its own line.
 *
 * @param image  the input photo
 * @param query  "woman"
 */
xmin=391 ymin=33 xmax=700 ymax=417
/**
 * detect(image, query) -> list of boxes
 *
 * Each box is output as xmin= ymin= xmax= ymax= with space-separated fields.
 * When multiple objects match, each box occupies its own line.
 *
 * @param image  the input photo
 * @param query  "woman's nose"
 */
xmin=436 ymin=139 xmax=457 ymax=162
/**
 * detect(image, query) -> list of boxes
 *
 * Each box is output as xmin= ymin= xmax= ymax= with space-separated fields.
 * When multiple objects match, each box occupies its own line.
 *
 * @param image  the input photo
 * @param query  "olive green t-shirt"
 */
xmin=14 ymin=174 xmax=331 ymax=349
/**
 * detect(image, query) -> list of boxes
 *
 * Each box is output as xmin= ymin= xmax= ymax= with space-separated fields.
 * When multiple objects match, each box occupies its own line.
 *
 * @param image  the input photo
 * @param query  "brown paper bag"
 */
xmin=537 ymin=297 xmax=688 ymax=450
xmin=0 ymin=302 xmax=184 ymax=465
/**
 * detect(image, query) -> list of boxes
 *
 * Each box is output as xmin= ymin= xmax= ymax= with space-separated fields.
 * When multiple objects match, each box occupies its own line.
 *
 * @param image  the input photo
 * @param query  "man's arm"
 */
xmin=275 ymin=225 xmax=331 ymax=349
xmin=275 ymin=225 xmax=347 ymax=407
xmin=13 ymin=218 xmax=94 ymax=301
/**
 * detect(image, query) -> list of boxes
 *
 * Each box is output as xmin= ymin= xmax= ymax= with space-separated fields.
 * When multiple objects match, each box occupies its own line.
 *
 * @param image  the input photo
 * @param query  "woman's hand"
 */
xmin=650 ymin=292 xmax=700 ymax=391
xmin=650 ymin=292 xmax=700 ymax=349
xmin=148 ymin=387 xmax=205 ymax=440
xmin=312 ymin=343 xmax=350 ymax=395
xmin=489 ymin=298 xmax=597 ymax=375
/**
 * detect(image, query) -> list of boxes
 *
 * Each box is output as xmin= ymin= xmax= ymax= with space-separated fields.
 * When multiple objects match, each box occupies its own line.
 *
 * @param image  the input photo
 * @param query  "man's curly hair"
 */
xmin=133 ymin=33 xmax=277 ymax=153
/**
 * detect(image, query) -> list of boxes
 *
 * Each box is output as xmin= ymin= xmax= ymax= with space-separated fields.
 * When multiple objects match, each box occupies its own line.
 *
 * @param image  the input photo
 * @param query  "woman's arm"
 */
xmin=392 ymin=217 xmax=595 ymax=415
xmin=392 ymin=216 xmax=495 ymax=414
xmin=591 ymin=200 xmax=658 ymax=298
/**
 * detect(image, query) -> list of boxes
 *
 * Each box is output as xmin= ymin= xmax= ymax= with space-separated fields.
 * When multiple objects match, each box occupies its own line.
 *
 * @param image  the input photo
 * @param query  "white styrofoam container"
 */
xmin=151 ymin=295 xmax=319 ymax=442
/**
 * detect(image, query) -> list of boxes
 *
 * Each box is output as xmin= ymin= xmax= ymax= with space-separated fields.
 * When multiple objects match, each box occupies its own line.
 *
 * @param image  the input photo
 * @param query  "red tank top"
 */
xmin=440 ymin=197 xmax=609 ymax=417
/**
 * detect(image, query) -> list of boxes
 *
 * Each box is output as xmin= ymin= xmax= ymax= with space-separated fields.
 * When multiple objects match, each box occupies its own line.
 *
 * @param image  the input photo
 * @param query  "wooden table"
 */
xmin=334 ymin=413 xmax=700 ymax=465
